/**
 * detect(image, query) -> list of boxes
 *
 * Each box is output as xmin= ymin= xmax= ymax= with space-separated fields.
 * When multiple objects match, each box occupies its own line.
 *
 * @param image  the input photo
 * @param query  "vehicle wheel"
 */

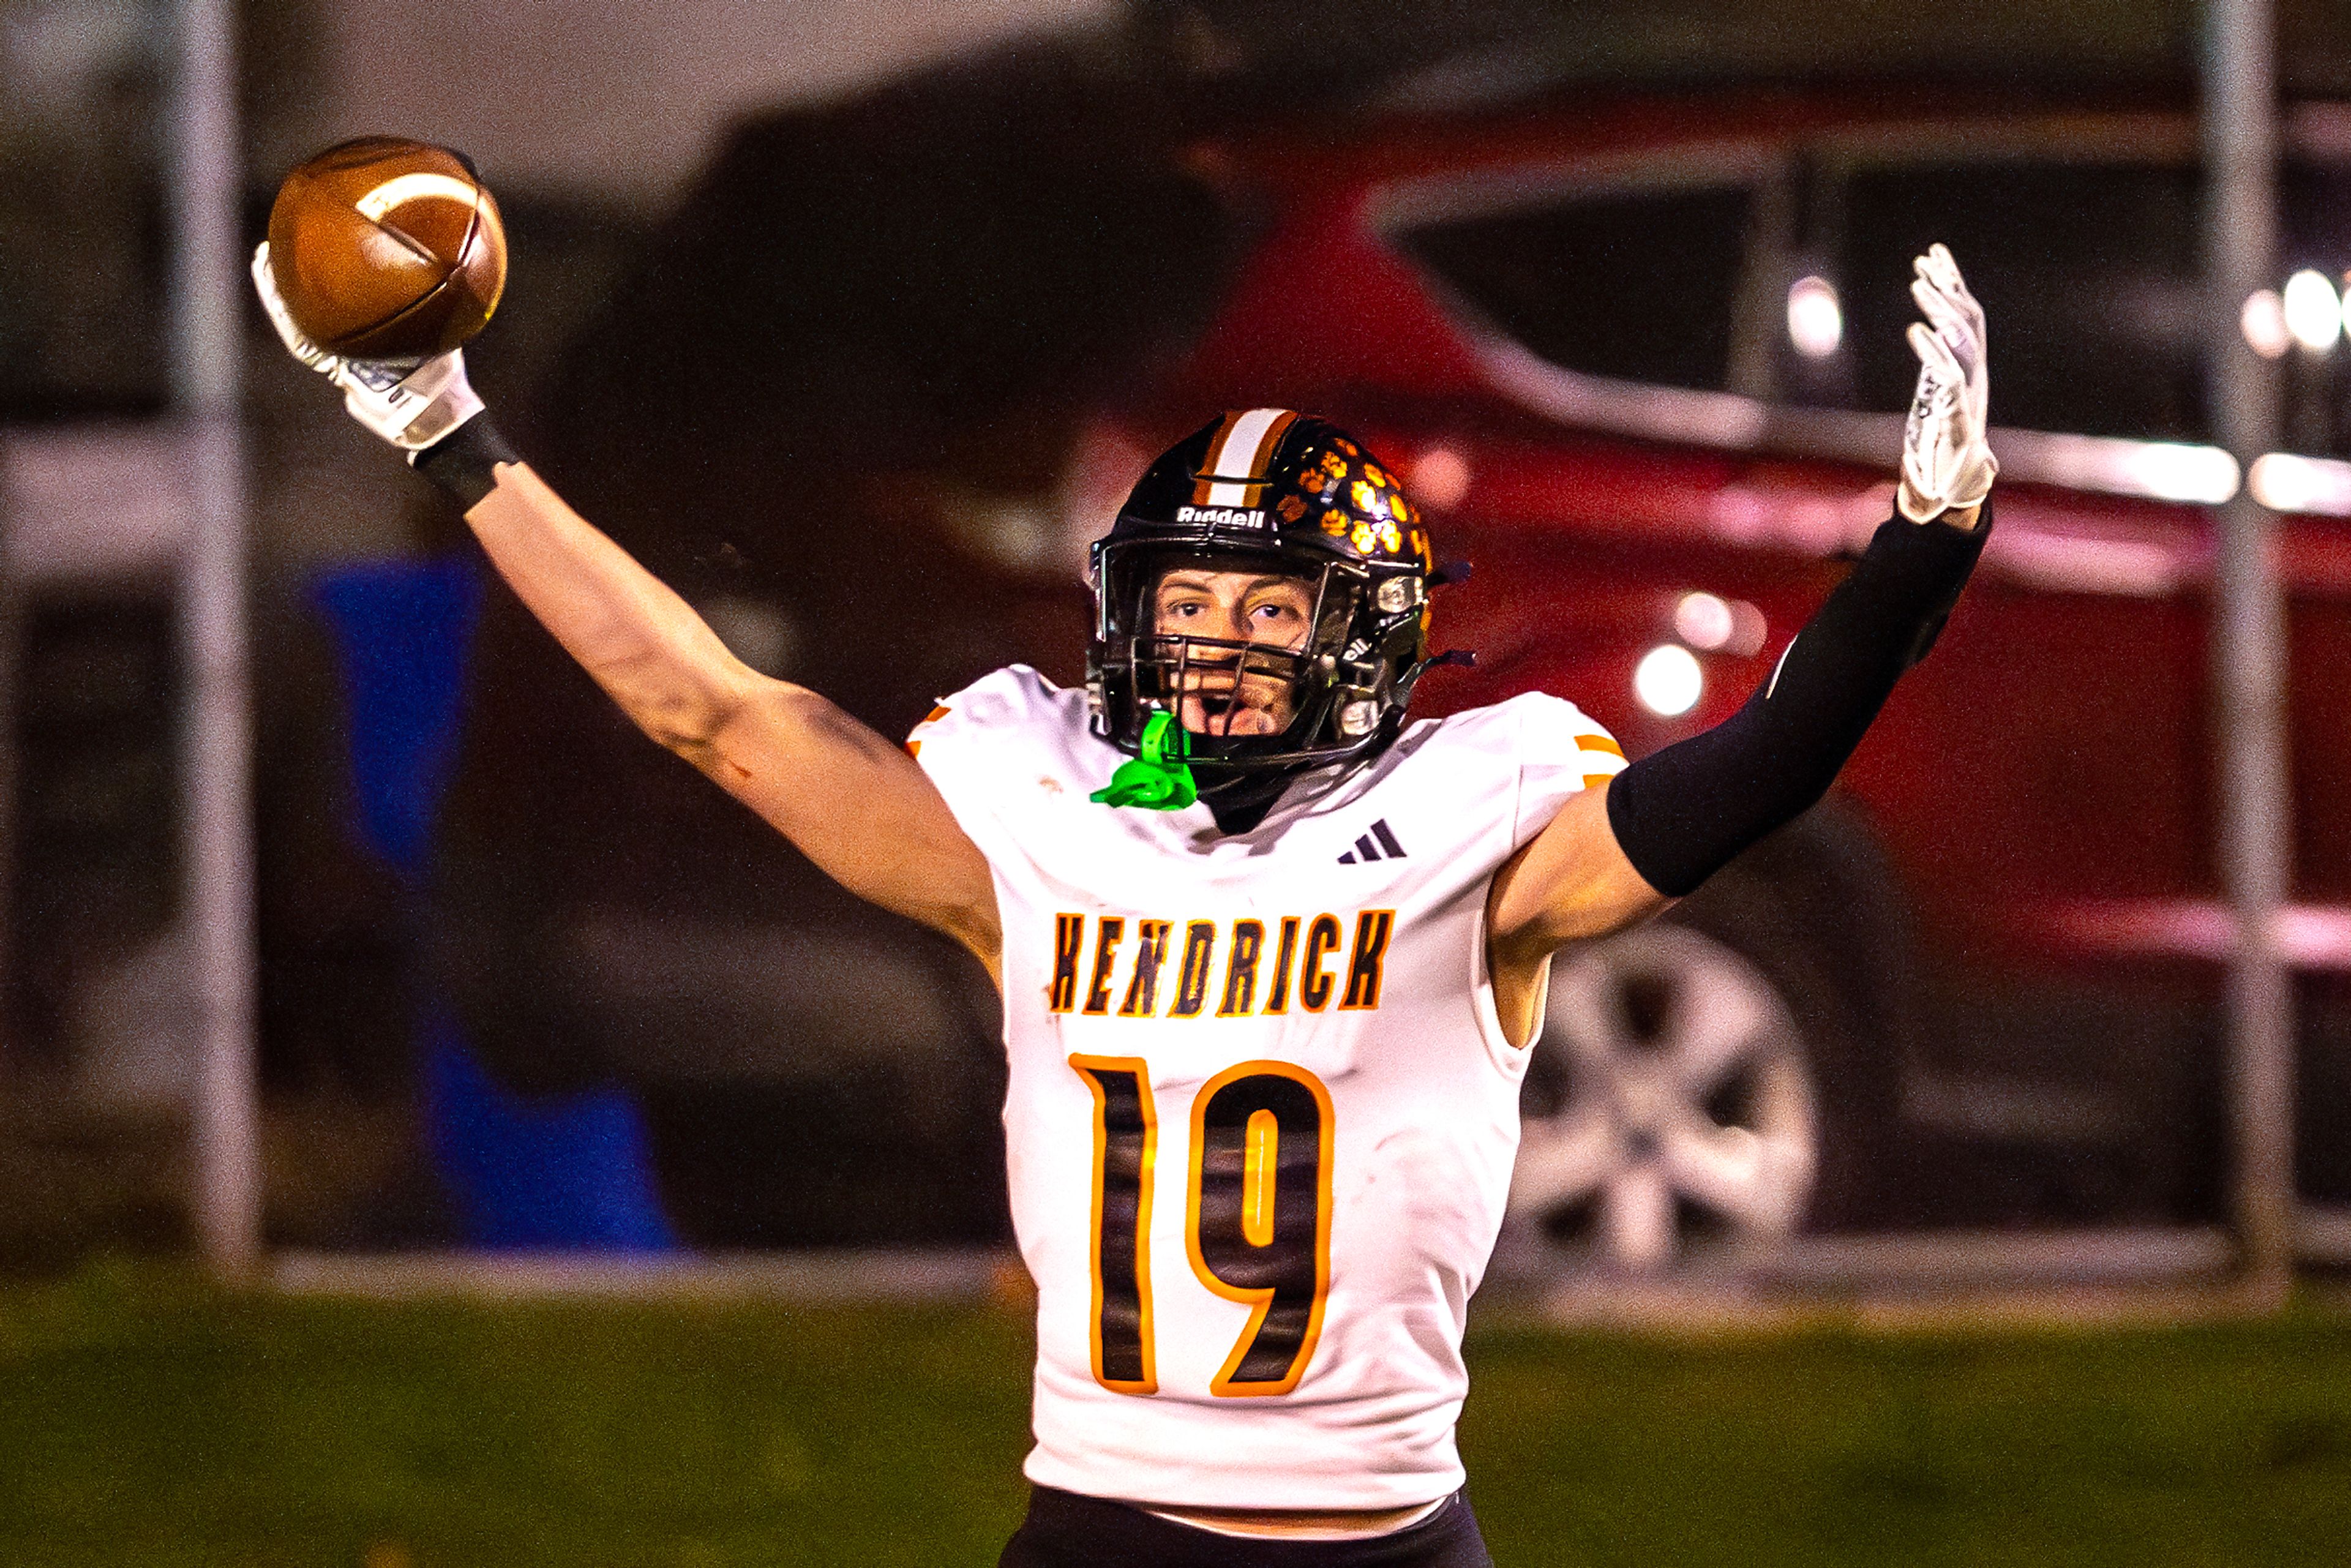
xmin=1507 ymin=922 xmax=1834 ymax=1274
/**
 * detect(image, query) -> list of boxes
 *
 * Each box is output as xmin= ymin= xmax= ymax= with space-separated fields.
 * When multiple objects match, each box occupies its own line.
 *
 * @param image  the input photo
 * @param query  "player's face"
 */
xmin=1152 ymin=568 xmax=1316 ymax=737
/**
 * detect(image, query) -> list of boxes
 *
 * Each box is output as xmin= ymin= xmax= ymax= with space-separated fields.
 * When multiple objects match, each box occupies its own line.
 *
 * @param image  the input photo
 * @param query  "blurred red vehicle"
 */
xmin=1079 ymin=89 xmax=2351 ymax=1270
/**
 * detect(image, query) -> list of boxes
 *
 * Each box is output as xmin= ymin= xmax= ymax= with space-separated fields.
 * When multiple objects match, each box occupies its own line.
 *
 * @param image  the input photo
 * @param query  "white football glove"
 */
xmin=1897 ymin=242 xmax=1997 ymax=525
xmin=250 ymin=241 xmax=484 ymax=452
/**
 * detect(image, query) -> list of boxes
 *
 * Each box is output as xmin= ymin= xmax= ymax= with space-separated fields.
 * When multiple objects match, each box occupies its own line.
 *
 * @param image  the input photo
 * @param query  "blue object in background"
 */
xmin=313 ymin=558 xmax=675 ymax=1250
xmin=420 ymin=1010 xmax=674 ymax=1249
xmin=312 ymin=559 xmax=479 ymax=883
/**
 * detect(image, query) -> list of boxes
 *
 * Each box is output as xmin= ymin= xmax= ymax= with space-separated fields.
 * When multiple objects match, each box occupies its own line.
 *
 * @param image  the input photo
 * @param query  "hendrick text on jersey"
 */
xmin=1046 ymin=911 xmax=1395 ymax=1019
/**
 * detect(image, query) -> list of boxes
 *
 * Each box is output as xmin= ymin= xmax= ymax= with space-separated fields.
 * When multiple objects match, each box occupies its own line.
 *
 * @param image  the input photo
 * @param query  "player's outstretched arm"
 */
xmin=457 ymin=461 xmax=1000 ymax=962
xmin=252 ymin=244 xmax=1000 ymax=969
xmin=1488 ymin=245 xmax=1996 ymax=1035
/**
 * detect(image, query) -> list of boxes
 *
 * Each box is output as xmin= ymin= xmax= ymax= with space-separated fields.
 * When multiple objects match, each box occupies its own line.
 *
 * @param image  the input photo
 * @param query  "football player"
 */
xmin=254 ymin=239 xmax=1994 ymax=1566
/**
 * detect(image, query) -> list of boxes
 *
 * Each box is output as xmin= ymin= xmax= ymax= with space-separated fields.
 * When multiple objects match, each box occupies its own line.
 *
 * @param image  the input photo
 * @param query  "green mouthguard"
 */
xmin=1090 ymin=710 xmax=1198 ymax=810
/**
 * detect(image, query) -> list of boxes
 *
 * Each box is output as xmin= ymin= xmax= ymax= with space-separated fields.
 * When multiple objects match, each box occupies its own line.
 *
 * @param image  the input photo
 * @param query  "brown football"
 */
xmin=267 ymin=137 xmax=506 ymax=360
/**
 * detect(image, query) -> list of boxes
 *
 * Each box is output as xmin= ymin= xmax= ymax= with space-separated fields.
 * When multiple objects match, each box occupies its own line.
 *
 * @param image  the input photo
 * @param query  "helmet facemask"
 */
xmin=1089 ymin=542 xmax=1412 ymax=776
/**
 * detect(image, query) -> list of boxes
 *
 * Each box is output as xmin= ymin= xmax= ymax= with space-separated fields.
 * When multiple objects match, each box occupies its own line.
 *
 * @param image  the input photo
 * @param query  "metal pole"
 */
xmin=2202 ymin=0 xmax=2295 ymax=1306
xmin=167 ymin=0 xmax=261 ymax=1275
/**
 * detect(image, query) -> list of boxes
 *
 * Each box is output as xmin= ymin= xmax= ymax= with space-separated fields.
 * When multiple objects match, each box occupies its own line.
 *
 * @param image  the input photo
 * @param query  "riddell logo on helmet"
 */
xmin=1177 ymin=505 xmax=1268 ymax=529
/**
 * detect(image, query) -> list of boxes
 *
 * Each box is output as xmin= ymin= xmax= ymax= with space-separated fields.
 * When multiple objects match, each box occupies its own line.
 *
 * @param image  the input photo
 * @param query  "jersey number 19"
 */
xmin=1070 ymin=1056 xmax=1335 ymax=1398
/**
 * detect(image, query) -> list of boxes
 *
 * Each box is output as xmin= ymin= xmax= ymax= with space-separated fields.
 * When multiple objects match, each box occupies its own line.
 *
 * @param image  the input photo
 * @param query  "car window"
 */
xmin=1828 ymin=161 xmax=2208 ymax=443
xmin=1393 ymin=144 xmax=2351 ymax=463
xmin=1396 ymin=183 xmax=1754 ymax=393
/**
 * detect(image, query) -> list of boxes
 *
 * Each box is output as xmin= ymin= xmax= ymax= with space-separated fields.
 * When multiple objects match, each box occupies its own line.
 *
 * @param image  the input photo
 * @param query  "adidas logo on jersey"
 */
xmin=1046 ymin=909 xmax=1394 ymax=1018
xmin=1337 ymin=820 xmax=1407 ymax=865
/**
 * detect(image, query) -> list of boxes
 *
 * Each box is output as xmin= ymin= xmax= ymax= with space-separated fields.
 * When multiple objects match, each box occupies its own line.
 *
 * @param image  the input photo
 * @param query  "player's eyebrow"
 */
xmin=1158 ymin=572 xmax=1308 ymax=595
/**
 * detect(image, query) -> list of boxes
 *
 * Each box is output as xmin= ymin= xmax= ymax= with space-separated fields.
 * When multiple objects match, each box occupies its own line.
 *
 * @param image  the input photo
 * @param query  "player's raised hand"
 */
xmin=251 ymin=240 xmax=484 ymax=452
xmin=1897 ymin=242 xmax=1997 ymax=527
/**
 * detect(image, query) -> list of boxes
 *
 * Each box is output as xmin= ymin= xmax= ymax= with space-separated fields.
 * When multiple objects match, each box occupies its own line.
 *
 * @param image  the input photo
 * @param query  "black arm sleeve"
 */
xmin=411 ymin=413 xmax=520 ymax=509
xmin=1604 ymin=505 xmax=1991 ymax=898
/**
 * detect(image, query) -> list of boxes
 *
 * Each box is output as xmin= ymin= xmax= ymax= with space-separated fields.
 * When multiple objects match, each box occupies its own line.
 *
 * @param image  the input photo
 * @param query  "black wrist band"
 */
xmin=1605 ymin=503 xmax=1992 ymax=898
xmin=411 ymin=414 xmax=519 ymax=508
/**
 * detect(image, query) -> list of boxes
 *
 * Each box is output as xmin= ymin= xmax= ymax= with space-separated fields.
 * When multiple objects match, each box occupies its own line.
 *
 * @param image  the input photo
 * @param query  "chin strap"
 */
xmin=1091 ymin=710 xmax=1198 ymax=811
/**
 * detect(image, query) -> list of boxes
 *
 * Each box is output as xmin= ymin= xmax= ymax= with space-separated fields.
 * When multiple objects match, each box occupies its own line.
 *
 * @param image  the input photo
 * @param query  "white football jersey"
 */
xmin=910 ymin=666 xmax=1625 ymax=1510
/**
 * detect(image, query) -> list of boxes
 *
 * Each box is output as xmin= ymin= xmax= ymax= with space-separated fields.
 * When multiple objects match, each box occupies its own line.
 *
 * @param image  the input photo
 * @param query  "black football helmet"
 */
xmin=1087 ymin=409 xmax=1449 ymax=789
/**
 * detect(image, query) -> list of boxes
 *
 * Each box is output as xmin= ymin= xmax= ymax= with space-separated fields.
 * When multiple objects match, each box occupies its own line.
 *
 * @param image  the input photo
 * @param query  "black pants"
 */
xmin=999 ymin=1486 xmax=1494 ymax=1568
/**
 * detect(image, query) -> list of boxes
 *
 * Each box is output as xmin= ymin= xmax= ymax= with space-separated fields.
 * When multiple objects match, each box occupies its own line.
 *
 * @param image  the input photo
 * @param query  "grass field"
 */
xmin=2 ymin=1267 xmax=2349 ymax=1566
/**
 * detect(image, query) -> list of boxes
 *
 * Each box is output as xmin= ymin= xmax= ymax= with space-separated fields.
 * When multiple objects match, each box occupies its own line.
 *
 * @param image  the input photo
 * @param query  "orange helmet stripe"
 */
xmin=1190 ymin=408 xmax=1299 ymax=509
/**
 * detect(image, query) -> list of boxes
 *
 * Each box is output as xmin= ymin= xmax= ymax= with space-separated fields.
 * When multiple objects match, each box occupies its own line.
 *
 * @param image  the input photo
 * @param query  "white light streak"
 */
xmin=1635 ymin=644 xmax=1703 ymax=716
xmin=1670 ymin=592 xmax=1770 ymax=656
xmin=2105 ymin=441 xmax=2242 ymax=505
xmin=2249 ymin=452 xmax=2351 ymax=516
xmin=2242 ymin=289 xmax=2290 ymax=359
xmin=1674 ymin=592 xmax=1734 ymax=651
xmin=2284 ymin=269 xmax=2341 ymax=351
xmin=1785 ymin=276 xmax=1842 ymax=359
